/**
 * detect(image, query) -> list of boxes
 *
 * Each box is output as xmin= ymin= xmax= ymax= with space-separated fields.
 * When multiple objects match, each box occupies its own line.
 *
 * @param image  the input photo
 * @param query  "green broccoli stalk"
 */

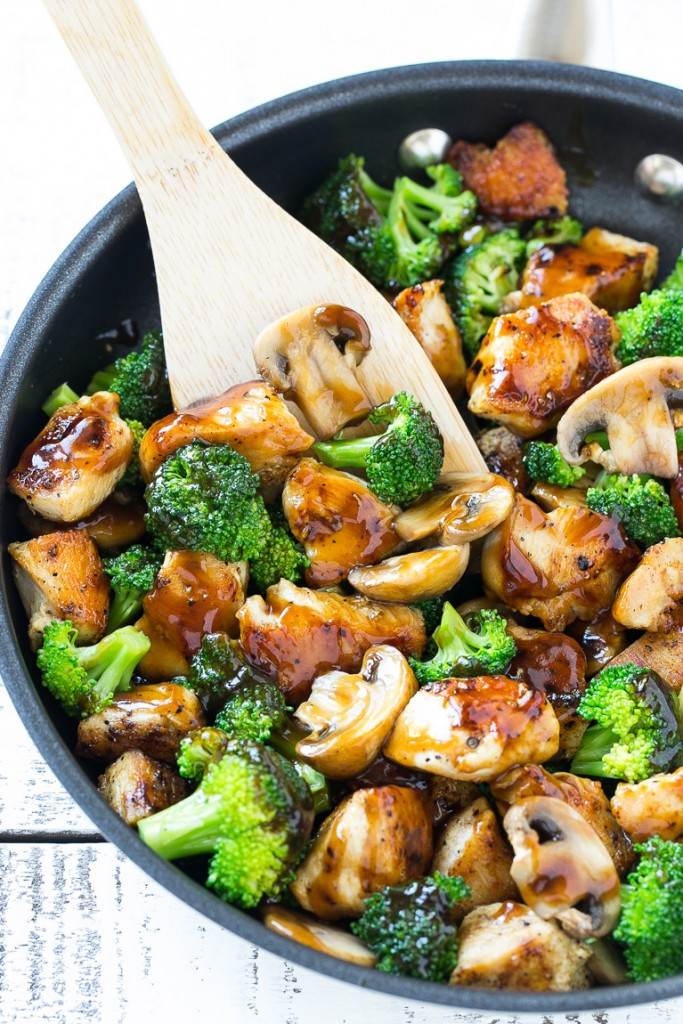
xmin=138 ymin=739 xmax=314 ymax=908
xmin=120 ymin=419 xmax=146 ymax=488
xmin=87 ymin=329 xmax=172 ymax=427
xmin=408 ymin=603 xmax=516 ymax=685
xmin=186 ymin=632 xmax=267 ymax=713
xmin=615 ymin=290 xmax=683 ymax=365
xmin=585 ymin=473 xmax=681 ymax=549
xmin=393 ymin=164 xmax=477 ymax=236
xmin=661 ymin=248 xmax=683 ymax=292
xmin=36 ymin=620 xmax=150 ymax=718
xmin=313 ymin=392 xmax=444 ymax=506
xmin=522 ymin=441 xmax=586 ymax=488
xmin=614 ymin=836 xmax=683 ymax=981
xmin=445 ymin=228 xmax=527 ymax=358
xmin=103 ymin=543 xmax=164 ymax=632
xmin=571 ymin=663 xmax=683 ymax=783
xmin=42 ymin=382 xmax=79 ymax=417
xmin=177 ymin=727 xmax=231 ymax=782
xmin=350 ymin=873 xmax=471 ymax=981
xmin=524 ymin=216 xmax=583 ymax=255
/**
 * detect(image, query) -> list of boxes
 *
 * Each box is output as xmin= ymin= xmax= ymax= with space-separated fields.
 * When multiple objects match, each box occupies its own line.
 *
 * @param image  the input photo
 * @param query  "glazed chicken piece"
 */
xmin=290 ymin=785 xmax=432 ymax=919
xmin=383 ymin=674 xmax=559 ymax=782
xmin=138 ymin=380 xmax=313 ymax=484
xmin=18 ymin=495 xmax=147 ymax=551
xmin=282 ymin=458 xmax=399 ymax=587
xmin=392 ymin=280 xmax=467 ymax=397
xmin=475 ymin=426 xmax=530 ymax=492
xmin=607 ymin=612 xmax=683 ymax=693
xmin=237 ymin=580 xmax=426 ymax=704
xmin=8 ymin=392 xmax=133 ymax=522
xmin=432 ymin=797 xmax=519 ymax=919
xmin=448 ymin=122 xmax=568 ymax=221
xmin=97 ymin=749 xmax=188 ymax=825
xmin=450 ymin=902 xmax=591 ymax=991
xmin=467 ymin=293 xmax=619 ymax=438
xmin=491 ymin=764 xmax=634 ymax=876
xmin=612 ymin=538 xmax=683 ymax=633
xmin=76 ymin=682 xmax=205 ymax=763
xmin=517 ymin=228 xmax=658 ymax=312
xmin=9 ymin=530 xmax=109 ymax=647
xmin=611 ymin=767 xmax=683 ymax=843
xmin=136 ymin=551 xmax=247 ymax=681
xmin=481 ymin=495 xmax=640 ymax=631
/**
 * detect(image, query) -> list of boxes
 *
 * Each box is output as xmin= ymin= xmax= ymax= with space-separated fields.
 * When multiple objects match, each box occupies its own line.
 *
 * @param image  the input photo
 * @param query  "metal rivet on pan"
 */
xmin=634 ymin=154 xmax=683 ymax=202
xmin=399 ymin=128 xmax=453 ymax=171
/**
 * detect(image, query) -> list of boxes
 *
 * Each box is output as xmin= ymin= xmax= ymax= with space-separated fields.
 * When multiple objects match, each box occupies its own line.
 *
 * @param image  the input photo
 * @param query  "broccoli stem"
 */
xmin=107 ymin=590 xmax=145 ymax=633
xmin=42 ymin=382 xmax=79 ymax=417
xmin=270 ymin=726 xmax=331 ymax=814
xmin=570 ymin=723 xmax=621 ymax=779
xmin=398 ymin=178 xmax=454 ymax=220
xmin=77 ymin=628 xmax=150 ymax=705
xmin=87 ymin=365 xmax=117 ymax=395
xmin=313 ymin=434 xmax=376 ymax=471
xmin=137 ymin=786 xmax=224 ymax=859
xmin=358 ymin=168 xmax=392 ymax=216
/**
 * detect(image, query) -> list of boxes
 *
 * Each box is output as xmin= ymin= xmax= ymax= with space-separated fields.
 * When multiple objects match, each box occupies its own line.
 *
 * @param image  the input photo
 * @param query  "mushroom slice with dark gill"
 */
xmin=394 ymin=472 xmax=514 ymax=546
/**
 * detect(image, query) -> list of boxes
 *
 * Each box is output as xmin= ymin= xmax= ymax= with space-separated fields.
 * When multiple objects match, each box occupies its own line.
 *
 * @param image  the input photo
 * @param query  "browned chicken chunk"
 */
xmin=138 ymin=380 xmax=313 ymax=484
xmin=612 ymin=538 xmax=683 ymax=632
xmin=8 ymin=392 xmax=133 ymax=522
xmin=383 ymin=674 xmax=559 ymax=782
xmin=393 ymin=280 xmax=466 ymax=397
xmin=18 ymin=495 xmax=147 ymax=551
xmin=237 ymin=580 xmax=426 ymax=704
xmin=282 ymin=459 xmax=398 ymax=587
xmin=9 ymin=530 xmax=109 ymax=647
xmin=481 ymin=495 xmax=640 ymax=630
xmin=449 ymin=122 xmax=568 ymax=221
xmin=97 ymin=749 xmax=188 ymax=825
xmin=290 ymin=786 xmax=432 ymax=919
xmin=607 ymin=613 xmax=683 ymax=693
xmin=467 ymin=293 xmax=619 ymax=438
xmin=611 ymin=767 xmax=683 ymax=843
xmin=518 ymin=228 xmax=658 ymax=312
xmin=76 ymin=682 xmax=205 ymax=763
xmin=451 ymin=902 xmax=591 ymax=990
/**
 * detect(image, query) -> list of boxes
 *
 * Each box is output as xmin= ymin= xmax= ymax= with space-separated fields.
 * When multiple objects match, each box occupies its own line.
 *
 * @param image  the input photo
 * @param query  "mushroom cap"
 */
xmin=395 ymin=472 xmax=514 ymax=545
xmin=556 ymin=356 xmax=683 ymax=478
xmin=263 ymin=906 xmax=376 ymax=966
xmin=347 ymin=544 xmax=470 ymax=603
xmin=612 ymin=537 xmax=683 ymax=632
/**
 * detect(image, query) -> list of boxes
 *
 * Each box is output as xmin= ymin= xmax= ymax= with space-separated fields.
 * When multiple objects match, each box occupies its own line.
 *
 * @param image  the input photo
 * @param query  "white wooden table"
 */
xmin=3 ymin=2 xmax=683 ymax=1021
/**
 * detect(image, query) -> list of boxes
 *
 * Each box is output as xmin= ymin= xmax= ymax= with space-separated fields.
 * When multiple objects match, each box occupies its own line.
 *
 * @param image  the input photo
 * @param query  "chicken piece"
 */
xmin=18 ymin=495 xmax=147 ymax=551
xmin=507 ymin=623 xmax=588 ymax=760
xmin=282 ymin=459 xmax=399 ymax=587
xmin=237 ymin=580 xmax=426 ymax=704
xmin=519 ymin=228 xmax=658 ymax=312
xmin=611 ymin=767 xmax=683 ymax=844
xmin=432 ymin=797 xmax=518 ymax=919
xmin=76 ymin=682 xmax=205 ymax=763
xmin=138 ymin=380 xmax=313 ymax=485
xmin=8 ymin=392 xmax=133 ymax=522
xmin=475 ymin=426 xmax=530 ymax=492
xmin=290 ymin=786 xmax=432 ymax=920
xmin=383 ymin=675 xmax=559 ymax=783
xmin=612 ymin=538 xmax=683 ymax=632
xmin=135 ymin=551 xmax=247 ymax=681
xmin=481 ymin=495 xmax=640 ymax=631
xmin=393 ymin=280 xmax=466 ymax=397
xmin=491 ymin=764 xmax=634 ymax=876
xmin=448 ymin=122 xmax=568 ymax=221
xmin=9 ymin=530 xmax=109 ymax=647
xmin=451 ymin=902 xmax=591 ymax=990
xmin=608 ymin=613 xmax=683 ymax=692
xmin=567 ymin=611 xmax=630 ymax=677
xmin=97 ymin=749 xmax=188 ymax=825
xmin=467 ymin=293 xmax=619 ymax=438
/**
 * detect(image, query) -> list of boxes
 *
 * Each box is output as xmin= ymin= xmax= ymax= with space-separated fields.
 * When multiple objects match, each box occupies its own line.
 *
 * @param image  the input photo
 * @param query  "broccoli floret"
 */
xmin=313 ymin=392 xmax=443 ymax=506
xmin=525 ymin=216 xmax=583 ymax=255
xmin=585 ymin=473 xmax=681 ymax=549
xmin=350 ymin=873 xmax=471 ymax=981
xmin=571 ymin=663 xmax=683 ymax=783
xmin=615 ymin=289 xmax=683 ymax=366
xmin=445 ymin=228 xmax=527 ymax=358
xmin=138 ymin=738 xmax=314 ymax=908
xmin=120 ymin=419 xmax=146 ymax=488
xmin=393 ymin=165 xmax=477 ymax=237
xmin=42 ymin=382 xmax=79 ymax=417
xmin=408 ymin=603 xmax=516 ymax=685
xmin=522 ymin=441 xmax=586 ymax=488
xmin=661 ymin=248 xmax=683 ymax=292
xmin=214 ymin=681 xmax=289 ymax=743
xmin=87 ymin=329 xmax=172 ymax=427
xmin=177 ymin=726 xmax=231 ymax=782
xmin=187 ymin=633 xmax=270 ymax=713
xmin=36 ymin=620 xmax=150 ymax=718
xmin=412 ymin=596 xmax=446 ymax=637
xmin=614 ymin=836 xmax=683 ymax=981
xmin=103 ymin=543 xmax=164 ymax=632
xmin=249 ymin=505 xmax=309 ymax=592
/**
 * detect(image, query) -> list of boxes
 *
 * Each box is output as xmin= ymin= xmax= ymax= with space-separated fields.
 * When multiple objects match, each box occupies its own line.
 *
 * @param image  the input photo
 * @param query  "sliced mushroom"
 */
xmin=347 ymin=544 xmax=469 ymax=603
xmin=567 ymin=610 xmax=630 ymax=677
xmin=18 ymin=495 xmax=147 ymax=551
xmin=557 ymin=357 xmax=683 ymax=478
xmin=393 ymin=280 xmax=466 ymax=397
xmin=611 ymin=766 xmax=683 ymax=843
xmin=263 ymin=907 xmax=376 ymax=966
xmin=612 ymin=537 xmax=683 ymax=632
xmin=530 ymin=480 xmax=587 ymax=511
xmin=293 ymin=645 xmax=417 ymax=779
xmin=254 ymin=304 xmax=372 ymax=438
xmin=503 ymin=796 xmax=621 ymax=939
xmin=97 ymin=750 xmax=188 ymax=825
xmin=395 ymin=472 xmax=514 ymax=545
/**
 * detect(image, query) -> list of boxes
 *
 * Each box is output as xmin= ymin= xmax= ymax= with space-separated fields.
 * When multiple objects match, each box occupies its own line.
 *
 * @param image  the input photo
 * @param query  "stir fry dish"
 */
xmin=10 ymin=119 xmax=683 ymax=992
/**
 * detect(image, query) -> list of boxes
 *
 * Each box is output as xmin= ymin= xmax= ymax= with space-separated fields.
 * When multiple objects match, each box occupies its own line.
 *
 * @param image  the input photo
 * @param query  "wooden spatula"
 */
xmin=43 ymin=0 xmax=486 ymax=473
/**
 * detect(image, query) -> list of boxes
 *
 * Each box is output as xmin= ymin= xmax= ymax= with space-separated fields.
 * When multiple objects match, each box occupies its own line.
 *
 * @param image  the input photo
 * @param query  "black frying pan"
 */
xmin=2 ymin=61 xmax=683 ymax=1012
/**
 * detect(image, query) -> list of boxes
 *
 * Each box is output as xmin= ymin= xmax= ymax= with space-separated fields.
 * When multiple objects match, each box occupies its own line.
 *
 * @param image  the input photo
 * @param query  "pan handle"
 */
xmin=512 ymin=0 xmax=615 ymax=70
